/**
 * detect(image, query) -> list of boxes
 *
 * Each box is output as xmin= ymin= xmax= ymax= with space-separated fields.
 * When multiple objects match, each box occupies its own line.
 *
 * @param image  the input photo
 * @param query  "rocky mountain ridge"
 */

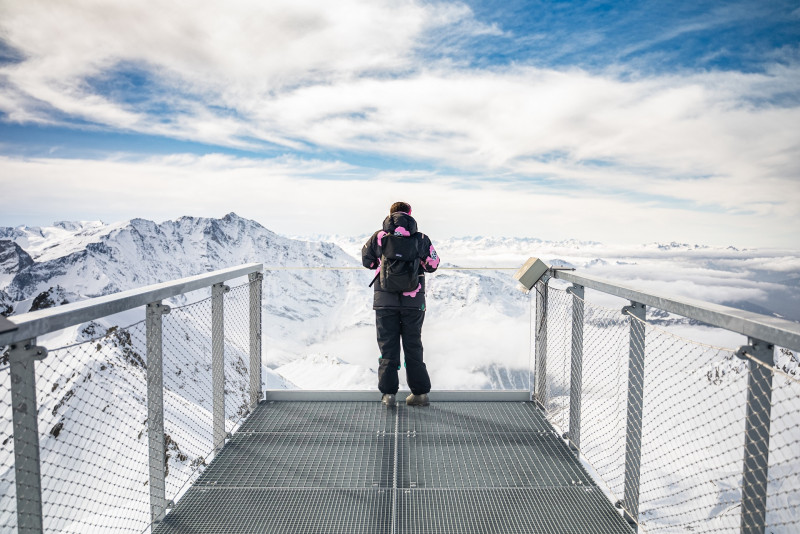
xmin=0 ymin=212 xmax=357 ymax=315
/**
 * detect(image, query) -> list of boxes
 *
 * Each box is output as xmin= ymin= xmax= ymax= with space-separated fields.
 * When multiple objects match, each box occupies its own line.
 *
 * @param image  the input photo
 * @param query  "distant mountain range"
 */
xmin=319 ymin=232 xmax=800 ymax=323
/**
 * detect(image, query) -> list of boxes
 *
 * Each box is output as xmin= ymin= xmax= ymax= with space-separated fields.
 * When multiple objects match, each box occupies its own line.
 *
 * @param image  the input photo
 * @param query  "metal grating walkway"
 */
xmin=154 ymin=400 xmax=633 ymax=533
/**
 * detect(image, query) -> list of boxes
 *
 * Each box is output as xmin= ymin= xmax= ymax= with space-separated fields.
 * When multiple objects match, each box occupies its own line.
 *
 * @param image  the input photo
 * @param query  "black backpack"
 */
xmin=370 ymin=234 xmax=420 ymax=293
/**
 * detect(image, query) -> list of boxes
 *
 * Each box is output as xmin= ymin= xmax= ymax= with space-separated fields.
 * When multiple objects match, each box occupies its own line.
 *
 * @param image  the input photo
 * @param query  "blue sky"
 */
xmin=0 ymin=0 xmax=798 ymax=247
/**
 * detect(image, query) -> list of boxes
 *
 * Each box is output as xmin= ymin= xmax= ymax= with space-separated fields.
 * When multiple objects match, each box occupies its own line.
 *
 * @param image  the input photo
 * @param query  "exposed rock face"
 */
xmin=30 ymin=286 xmax=71 ymax=312
xmin=0 ymin=240 xmax=34 ymax=276
xmin=0 ymin=288 xmax=12 ymax=316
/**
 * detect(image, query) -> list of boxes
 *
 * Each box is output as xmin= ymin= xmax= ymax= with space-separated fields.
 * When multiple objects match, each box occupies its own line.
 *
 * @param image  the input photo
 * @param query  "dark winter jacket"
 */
xmin=362 ymin=212 xmax=440 ymax=310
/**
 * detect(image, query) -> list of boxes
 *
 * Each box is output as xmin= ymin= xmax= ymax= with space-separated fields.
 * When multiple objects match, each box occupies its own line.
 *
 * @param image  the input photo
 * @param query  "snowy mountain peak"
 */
xmin=0 ymin=213 xmax=357 ymax=309
xmin=52 ymin=220 xmax=105 ymax=232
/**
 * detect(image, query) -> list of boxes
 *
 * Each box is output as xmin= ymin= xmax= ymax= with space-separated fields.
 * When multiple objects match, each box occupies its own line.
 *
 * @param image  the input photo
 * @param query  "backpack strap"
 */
xmin=368 ymin=270 xmax=380 ymax=288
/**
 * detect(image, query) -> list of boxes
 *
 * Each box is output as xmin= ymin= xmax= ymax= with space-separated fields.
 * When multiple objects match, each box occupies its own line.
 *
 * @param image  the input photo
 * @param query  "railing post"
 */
xmin=146 ymin=301 xmax=170 ymax=524
xmin=534 ymin=276 xmax=550 ymax=408
xmin=9 ymin=339 xmax=47 ymax=534
xmin=248 ymin=272 xmax=263 ymax=408
xmin=622 ymin=301 xmax=646 ymax=529
xmin=212 ymin=283 xmax=229 ymax=451
xmin=567 ymin=284 xmax=585 ymax=451
xmin=737 ymin=338 xmax=774 ymax=534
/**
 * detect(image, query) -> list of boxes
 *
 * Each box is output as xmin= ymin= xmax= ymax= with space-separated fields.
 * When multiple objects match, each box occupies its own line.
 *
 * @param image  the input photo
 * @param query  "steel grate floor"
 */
xmin=399 ymin=401 xmax=551 ymax=433
xmin=155 ymin=400 xmax=632 ymax=534
xmin=398 ymin=488 xmax=630 ymax=534
xmin=156 ymin=488 xmax=393 ymax=533
xmin=398 ymin=431 xmax=593 ymax=488
xmin=239 ymin=401 xmax=395 ymax=433
xmin=194 ymin=433 xmax=394 ymax=488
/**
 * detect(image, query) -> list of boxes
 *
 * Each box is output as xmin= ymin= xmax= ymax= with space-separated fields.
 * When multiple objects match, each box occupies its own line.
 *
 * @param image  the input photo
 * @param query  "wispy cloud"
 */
xmin=1 ymin=153 xmax=796 ymax=248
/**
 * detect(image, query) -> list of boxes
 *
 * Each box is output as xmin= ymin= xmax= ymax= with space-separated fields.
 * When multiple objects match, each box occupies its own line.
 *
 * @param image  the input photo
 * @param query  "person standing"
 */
xmin=362 ymin=202 xmax=440 ymax=406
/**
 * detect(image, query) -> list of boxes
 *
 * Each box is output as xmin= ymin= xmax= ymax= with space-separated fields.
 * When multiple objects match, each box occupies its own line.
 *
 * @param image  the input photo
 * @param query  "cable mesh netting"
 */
xmin=540 ymin=287 xmax=630 ymax=498
xmin=0 ymin=280 xmax=256 ymax=533
xmin=4 ymin=322 xmax=151 ymax=532
xmin=536 ymin=285 xmax=800 ymax=533
xmin=0 ymin=358 xmax=15 ymax=529
xmin=158 ymin=282 xmax=254 ymax=503
xmin=761 ymin=348 xmax=800 ymax=533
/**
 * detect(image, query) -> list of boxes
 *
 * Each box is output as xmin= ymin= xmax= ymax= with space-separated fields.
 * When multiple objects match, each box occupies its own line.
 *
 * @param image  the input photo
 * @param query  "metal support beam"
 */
xmin=737 ymin=338 xmax=774 ymax=534
xmin=567 ymin=284 xmax=585 ymax=451
xmin=212 ymin=283 xmax=230 ymax=452
xmin=146 ymin=301 xmax=170 ymax=524
xmin=534 ymin=277 xmax=550 ymax=408
xmin=248 ymin=272 xmax=263 ymax=408
xmin=9 ymin=339 xmax=47 ymax=534
xmin=622 ymin=301 xmax=646 ymax=529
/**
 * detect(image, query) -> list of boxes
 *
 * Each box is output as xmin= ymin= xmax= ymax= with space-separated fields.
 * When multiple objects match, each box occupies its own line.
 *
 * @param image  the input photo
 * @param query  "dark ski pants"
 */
xmin=376 ymin=309 xmax=431 ymax=395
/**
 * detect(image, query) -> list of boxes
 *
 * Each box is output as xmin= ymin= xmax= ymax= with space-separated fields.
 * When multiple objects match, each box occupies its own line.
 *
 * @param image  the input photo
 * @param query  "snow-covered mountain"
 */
xmin=1 ymin=214 xmax=538 ymax=391
xmin=2 ymin=214 xmax=798 ymax=533
xmin=3 ymin=214 xmax=799 ymax=390
xmin=0 ymin=215 xmax=386 ymax=375
xmin=1 ymin=213 xmax=353 ymax=306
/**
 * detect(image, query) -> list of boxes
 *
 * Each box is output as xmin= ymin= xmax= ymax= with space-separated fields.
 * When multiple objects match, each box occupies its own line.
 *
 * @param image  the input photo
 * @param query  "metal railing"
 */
xmin=0 ymin=263 xmax=263 ymax=533
xmin=531 ymin=268 xmax=800 ymax=534
xmin=2 ymin=258 xmax=798 ymax=533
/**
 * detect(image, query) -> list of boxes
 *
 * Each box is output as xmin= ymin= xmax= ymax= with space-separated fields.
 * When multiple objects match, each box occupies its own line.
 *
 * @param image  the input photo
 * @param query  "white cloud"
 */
xmin=233 ymin=67 xmax=800 ymax=222
xmin=1 ymin=153 xmax=797 ymax=249
xmin=1 ymin=0 xmax=799 ymax=248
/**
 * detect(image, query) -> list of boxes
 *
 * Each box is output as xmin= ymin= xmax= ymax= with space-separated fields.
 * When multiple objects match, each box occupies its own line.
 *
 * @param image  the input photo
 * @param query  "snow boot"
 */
xmin=406 ymin=393 xmax=429 ymax=406
xmin=381 ymin=394 xmax=396 ymax=407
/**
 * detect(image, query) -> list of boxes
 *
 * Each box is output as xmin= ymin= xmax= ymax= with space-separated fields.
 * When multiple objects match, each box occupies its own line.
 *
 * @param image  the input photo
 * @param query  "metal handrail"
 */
xmin=551 ymin=269 xmax=800 ymax=352
xmin=537 ymin=265 xmax=799 ymax=533
xmin=0 ymin=263 xmax=263 ymax=347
